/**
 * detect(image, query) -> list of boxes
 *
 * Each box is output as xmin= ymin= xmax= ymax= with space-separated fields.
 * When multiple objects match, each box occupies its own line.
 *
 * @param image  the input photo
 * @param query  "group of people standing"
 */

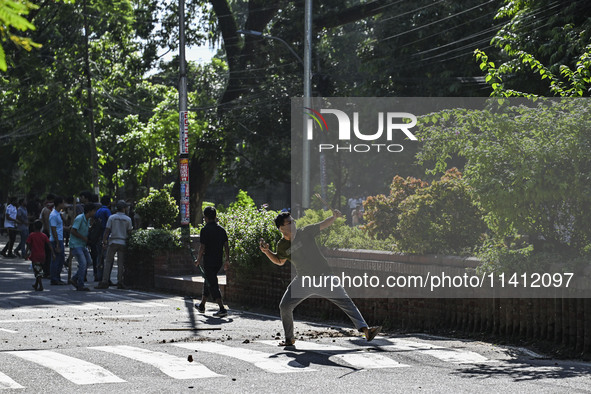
xmin=1 ymin=192 xmax=132 ymax=292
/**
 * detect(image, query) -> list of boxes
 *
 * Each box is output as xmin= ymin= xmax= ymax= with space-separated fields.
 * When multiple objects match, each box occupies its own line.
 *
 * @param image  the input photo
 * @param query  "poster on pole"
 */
xmin=179 ymin=111 xmax=189 ymax=155
xmin=180 ymin=158 xmax=190 ymax=225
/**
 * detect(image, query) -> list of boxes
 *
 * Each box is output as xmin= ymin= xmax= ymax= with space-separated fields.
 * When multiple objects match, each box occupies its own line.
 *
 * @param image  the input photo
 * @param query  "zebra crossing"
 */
xmin=0 ymin=337 xmax=499 ymax=389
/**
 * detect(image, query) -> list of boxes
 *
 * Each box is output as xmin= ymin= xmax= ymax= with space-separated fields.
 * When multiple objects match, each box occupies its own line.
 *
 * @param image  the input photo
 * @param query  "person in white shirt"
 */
xmin=1 ymin=197 xmax=18 ymax=258
xmin=96 ymin=200 xmax=133 ymax=289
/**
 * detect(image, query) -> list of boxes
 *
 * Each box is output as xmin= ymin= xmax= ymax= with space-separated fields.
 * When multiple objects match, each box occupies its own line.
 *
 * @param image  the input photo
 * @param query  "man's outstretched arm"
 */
xmin=259 ymin=238 xmax=286 ymax=266
xmin=319 ymin=209 xmax=343 ymax=230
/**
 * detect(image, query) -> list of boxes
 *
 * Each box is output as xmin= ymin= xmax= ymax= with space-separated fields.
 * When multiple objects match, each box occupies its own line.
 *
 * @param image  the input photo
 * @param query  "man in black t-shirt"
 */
xmin=260 ymin=211 xmax=381 ymax=347
xmin=194 ymin=206 xmax=230 ymax=317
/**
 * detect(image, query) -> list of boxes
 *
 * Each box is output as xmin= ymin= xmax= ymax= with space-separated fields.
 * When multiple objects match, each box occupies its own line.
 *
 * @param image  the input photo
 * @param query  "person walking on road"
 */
xmin=260 ymin=210 xmax=381 ymax=347
xmin=96 ymin=200 xmax=132 ymax=290
xmin=1 ymin=197 xmax=18 ymax=258
xmin=49 ymin=196 xmax=67 ymax=285
xmin=25 ymin=220 xmax=53 ymax=291
xmin=14 ymin=198 xmax=29 ymax=258
xmin=69 ymin=203 xmax=98 ymax=291
xmin=193 ymin=206 xmax=230 ymax=318
xmin=93 ymin=195 xmax=111 ymax=283
xmin=39 ymin=194 xmax=55 ymax=277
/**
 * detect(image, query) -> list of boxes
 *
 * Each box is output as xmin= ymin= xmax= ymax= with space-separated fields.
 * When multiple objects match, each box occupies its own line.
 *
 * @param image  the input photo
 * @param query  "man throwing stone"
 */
xmin=260 ymin=210 xmax=381 ymax=347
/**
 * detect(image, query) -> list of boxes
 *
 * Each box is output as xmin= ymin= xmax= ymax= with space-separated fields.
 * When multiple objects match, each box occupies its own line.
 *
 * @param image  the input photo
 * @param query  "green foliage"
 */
xmin=475 ymin=0 xmax=591 ymax=97
xmin=127 ymin=228 xmax=182 ymax=252
xmin=213 ymin=205 xmax=281 ymax=279
xmin=417 ymin=99 xmax=591 ymax=251
xmin=135 ymin=186 xmax=179 ymax=229
xmin=363 ymin=175 xmax=428 ymax=240
xmin=396 ymin=169 xmax=486 ymax=255
xmin=228 ymin=189 xmax=255 ymax=210
xmin=477 ymin=242 xmax=590 ymax=275
xmin=0 ymin=0 xmax=40 ymax=71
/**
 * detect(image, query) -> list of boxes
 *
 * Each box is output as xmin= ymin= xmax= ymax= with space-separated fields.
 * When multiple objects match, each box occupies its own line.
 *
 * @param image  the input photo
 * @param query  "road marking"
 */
xmin=0 ymin=371 xmax=24 ymax=389
xmin=0 ymin=328 xmax=17 ymax=333
xmin=90 ymin=345 xmax=222 ymax=379
xmin=258 ymin=340 xmax=407 ymax=369
xmin=7 ymin=350 xmax=125 ymax=385
xmin=173 ymin=342 xmax=316 ymax=373
xmin=374 ymin=338 xmax=492 ymax=364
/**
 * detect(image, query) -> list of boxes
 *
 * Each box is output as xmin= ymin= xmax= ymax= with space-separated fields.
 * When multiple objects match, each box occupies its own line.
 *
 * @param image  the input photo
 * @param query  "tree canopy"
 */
xmin=1 ymin=0 xmax=588 ymax=229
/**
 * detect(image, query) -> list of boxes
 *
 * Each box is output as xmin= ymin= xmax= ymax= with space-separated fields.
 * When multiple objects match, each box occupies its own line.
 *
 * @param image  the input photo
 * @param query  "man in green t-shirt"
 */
xmin=260 ymin=211 xmax=381 ymax=347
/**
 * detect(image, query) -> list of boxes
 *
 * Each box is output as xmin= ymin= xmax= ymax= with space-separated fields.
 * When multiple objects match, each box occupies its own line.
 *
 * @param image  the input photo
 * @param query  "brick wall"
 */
xmin=224 ymin=248 xmax=591 ymax=358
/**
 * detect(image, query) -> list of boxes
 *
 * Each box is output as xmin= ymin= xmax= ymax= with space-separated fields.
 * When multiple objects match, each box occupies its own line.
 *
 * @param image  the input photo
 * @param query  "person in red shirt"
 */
xmin=25 ymin=220 xmax=54 ymax=291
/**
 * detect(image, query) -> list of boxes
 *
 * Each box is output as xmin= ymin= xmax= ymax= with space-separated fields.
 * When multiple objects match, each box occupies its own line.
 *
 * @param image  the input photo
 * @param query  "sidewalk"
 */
xmin=0 ymin=234 xmax=225 ymax=297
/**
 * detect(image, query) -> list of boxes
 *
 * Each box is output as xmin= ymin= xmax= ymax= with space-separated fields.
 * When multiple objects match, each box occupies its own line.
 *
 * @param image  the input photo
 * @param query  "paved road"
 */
xmin=1 ymin=251 xmax=590 ymax=393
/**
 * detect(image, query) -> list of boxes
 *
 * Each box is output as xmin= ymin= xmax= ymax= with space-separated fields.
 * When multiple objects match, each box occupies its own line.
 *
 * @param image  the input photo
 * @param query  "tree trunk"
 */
xmin=189 ymin=157 xmax=217 ymax=226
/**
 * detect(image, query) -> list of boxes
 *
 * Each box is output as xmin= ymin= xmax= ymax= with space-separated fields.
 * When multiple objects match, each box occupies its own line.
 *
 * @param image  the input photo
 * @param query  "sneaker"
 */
xmin=68 ymin=279 xmax=78 ymax=288
xmin=95 ymin=282 xmax=109 ymax=289
xmin=14 ymin=251 xmax=21 ymax=258
xmin=365 ymin=326 xmax=382 ymax=342
xmin=213 ymin=309 xmax=227 ymax=318
xmin=195 ymin=303 xmax=205 ymax=313
xmin=5 ymin=254 xmax=15 ymax=259
xmin=50 ymin=280 xmax=65 ymax=285
xmin=116 ymin=284 xmax=128 ymax=290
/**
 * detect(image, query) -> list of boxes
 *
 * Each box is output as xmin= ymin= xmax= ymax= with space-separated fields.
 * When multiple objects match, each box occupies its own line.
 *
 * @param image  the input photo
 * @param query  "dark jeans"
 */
xmin=50 ymin=240 xmax=65 ymax=283
xmin=42 ymin=231 xmax=51 ymax=276
xmin=90 ymin=240 xmax=103 ymax=282
xmin=202 ymin=261 xmax=223 ymax=300
xmin=1 ymin=228 xmax=17 ymax=255
xmin=15 ymin=228 xmax=29 ymax=256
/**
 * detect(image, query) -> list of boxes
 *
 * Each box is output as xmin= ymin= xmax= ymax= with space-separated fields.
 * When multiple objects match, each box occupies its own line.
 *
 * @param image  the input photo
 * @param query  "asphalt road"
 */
xmin=1 ymin=248 xmax=590 ymax=393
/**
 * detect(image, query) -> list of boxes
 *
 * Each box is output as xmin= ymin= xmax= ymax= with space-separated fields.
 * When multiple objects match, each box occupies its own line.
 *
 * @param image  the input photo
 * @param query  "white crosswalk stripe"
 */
xmin=6 ymin=350 xmax=125 ymax=385
xmin=90 ymin=345 xmax=222 ymax=379
xmin=258 ymin=340 xmax=408 ymax=369
xmin=173 ymin=342 xmax=317 ymax=373
xmin=0 ymin=371 xmax=24 ymax=389
xmin=0 ymin=338 xmax=497 ymax=389
xmin=371 ymin=337 xmax=493 ymax=364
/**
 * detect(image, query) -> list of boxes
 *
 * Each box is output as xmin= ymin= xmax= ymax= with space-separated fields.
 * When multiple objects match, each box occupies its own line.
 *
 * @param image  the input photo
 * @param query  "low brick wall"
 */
xmin=224 ymin=248 xmax=591 ymax=358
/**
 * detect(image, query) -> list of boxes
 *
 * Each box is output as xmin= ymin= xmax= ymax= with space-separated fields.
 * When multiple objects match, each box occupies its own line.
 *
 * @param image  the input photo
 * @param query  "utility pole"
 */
xmin=179 ymin=0 xmax=190 ymax=243
xmin=302 ymin=0 xmax=312 ymax=209
xmin=83 ymin=0 xmax=100 ymax=195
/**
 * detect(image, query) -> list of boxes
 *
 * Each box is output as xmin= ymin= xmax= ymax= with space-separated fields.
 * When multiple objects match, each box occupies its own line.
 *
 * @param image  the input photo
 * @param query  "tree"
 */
xmin=475 ymin=0 xmax=591 ymax=97
xmin=416 ymin=99 xmax=591 ymax=251
xmin=0 ymin=0 xmax=41 ymax=71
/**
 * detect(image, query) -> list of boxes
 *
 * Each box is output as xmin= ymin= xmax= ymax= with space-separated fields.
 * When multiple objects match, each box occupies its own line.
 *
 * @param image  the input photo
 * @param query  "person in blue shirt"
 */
xmin=93 ymin=195 xmax=111 ymax=282
xmin=49 ymin=196 xmax=67 ymax=285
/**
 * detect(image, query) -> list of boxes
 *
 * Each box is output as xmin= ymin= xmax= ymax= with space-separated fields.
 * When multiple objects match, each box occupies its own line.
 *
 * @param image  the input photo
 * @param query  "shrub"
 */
xmin=396 ymin=168 xmax=486 ymax=254
xmin=135 ymin=186 xmax=179 ymax=229
xmin=128 ymin=228 xmax=182 ymax=252
xmin=363 ymin=175 xmax=428 ymax=240
xmin=477 ymin=242 xmax=590 ymax=276
xmin=205 ymin=204 xmax=281 ymax=279
xmin=228 ymin=189 xmax=255 ymax=210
